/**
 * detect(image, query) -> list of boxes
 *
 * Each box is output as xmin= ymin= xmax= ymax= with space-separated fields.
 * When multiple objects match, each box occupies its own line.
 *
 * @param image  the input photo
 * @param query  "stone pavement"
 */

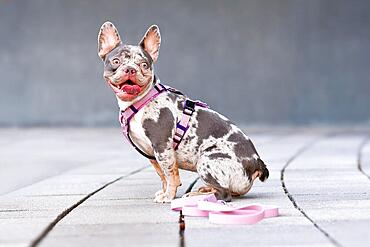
xmin=0 ymin=128 xmax=369 ymax=247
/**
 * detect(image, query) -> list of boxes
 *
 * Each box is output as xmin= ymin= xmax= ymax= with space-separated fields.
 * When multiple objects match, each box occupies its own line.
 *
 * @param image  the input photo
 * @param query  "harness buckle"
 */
xmin=173 ymin=132 xmax=182 ymax=143
xmin=184 ymin=100 xmax=196 ymax=116
xmin=183 ymin=108 xmax=194 ymax=116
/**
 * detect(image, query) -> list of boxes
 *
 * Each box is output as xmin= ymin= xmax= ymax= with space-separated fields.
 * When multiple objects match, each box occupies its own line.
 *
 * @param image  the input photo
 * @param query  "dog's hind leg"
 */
xmin=183 ymin=186 xmax=218 ymax=197
xmin=183 ymin=186 xmax=231 ymax=202
xmin=194 ymin=157 xmax=235 ymax=202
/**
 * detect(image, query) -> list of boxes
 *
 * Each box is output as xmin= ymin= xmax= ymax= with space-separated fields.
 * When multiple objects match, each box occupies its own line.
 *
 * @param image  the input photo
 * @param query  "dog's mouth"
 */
xmin=109 ymin=79 xmax=142 ymax=96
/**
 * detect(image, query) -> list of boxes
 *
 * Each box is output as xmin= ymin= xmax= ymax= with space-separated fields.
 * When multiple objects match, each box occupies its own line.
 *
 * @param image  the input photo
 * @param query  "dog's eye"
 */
xmin=112 ymin=58 xmax=121 ymax=65
xmin=141 ymin=62 xmax=148 ymax=69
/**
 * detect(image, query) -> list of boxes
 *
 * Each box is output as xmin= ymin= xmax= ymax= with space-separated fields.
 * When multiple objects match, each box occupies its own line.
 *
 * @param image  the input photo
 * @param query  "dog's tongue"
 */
xmin=122 ymin=85 xmax=141 ymax=95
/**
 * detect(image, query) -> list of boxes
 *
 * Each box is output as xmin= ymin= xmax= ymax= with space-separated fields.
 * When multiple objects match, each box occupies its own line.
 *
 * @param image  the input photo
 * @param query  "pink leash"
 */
xmin=171 ymin=194 xmax=279 ymax=225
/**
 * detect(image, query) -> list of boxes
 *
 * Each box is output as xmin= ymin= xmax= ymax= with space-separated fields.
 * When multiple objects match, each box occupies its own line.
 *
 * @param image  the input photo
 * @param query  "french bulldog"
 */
xmin=98 ymin=22 xmax=269 ymax=203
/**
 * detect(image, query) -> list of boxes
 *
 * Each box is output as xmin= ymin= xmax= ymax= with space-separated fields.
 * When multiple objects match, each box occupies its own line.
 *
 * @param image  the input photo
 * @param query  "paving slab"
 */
xmin=0 ymin=134 xmax=151 ymax=247
xmin=284 ymin=135 xmax=370 ymax=246
xmin=0 ymin=128 xmax=135 ymax=195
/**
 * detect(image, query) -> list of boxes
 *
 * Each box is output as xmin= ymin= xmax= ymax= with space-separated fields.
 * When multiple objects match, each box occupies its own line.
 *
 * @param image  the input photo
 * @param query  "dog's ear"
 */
xmin=139 ymin=25 xmax=161 ymax=62
xmin=98 ymin=21 xmax=122 ymax=60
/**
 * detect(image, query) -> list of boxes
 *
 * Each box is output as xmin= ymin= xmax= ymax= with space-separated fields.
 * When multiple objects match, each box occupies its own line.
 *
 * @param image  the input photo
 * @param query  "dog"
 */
xmin=97 ymin=22 xmax=269 ymax=203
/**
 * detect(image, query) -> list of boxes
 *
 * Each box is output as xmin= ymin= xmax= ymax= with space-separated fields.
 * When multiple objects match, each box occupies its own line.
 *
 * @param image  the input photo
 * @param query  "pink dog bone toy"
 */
xmin=170 ymin=194 xmax=279 ymax=225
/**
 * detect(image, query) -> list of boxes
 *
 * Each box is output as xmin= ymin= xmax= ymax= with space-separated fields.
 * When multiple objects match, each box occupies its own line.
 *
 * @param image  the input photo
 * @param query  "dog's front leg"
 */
xmin=149 ymin=159 xmax=167 ymax=197
xmin=167 ymin=159 xmax=181 ymax=199
xmin=152 ymin=150 xmax=181 ymax=203
xmin=142 ymin=107 xmax=181 ymax=202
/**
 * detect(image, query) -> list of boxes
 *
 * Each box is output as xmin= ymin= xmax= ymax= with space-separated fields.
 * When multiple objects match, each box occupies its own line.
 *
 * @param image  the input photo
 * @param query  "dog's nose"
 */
xmin=123 ymin=67 xmax=136 ymax=75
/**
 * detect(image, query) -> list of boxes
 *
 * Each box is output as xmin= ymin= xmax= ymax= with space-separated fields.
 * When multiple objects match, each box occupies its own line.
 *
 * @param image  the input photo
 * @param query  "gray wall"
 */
xmin=0 ymin=0 xmax=369 ymax=126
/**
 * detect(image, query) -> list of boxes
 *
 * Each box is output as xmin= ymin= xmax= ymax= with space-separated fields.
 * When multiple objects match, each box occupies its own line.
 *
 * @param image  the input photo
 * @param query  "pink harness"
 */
xmin=119 ymin=80 xmax=207 ymax=160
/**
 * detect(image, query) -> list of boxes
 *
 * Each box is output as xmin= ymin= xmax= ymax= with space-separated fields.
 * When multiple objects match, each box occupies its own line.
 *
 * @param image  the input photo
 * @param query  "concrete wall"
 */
xmin=0 ymin=0 xmax=369 ymax=126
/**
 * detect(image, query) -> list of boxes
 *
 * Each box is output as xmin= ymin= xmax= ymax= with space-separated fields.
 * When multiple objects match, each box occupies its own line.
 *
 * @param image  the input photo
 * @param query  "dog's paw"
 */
xmin=153 ymin=192 xmax=173 ymax=203
xmin=155 ymin=189 xmax=165 ymax=197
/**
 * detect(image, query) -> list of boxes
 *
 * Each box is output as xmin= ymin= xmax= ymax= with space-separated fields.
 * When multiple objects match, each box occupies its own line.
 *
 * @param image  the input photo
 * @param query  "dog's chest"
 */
xmin=126 ymin=96 xmax=173 ymax=156
xmin=129 ymin=110 xmax=154 ymax=155
xmin=125 ymin=95 xmax=198 ymax=165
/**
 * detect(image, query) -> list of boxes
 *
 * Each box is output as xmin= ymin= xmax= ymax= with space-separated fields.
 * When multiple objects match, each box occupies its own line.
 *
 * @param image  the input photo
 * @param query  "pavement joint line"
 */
xmin=184 ymin=177 xmax=200 ymax=195
xmin=0 ymin=209 xmax=29 ymax=213
xmin=357 ymin=135 xmax=370 ymax=181
xmin=29 ymin=165 xmax=150 ymax=247
xmin=25 ymin=194 xmax=87 ymax=197
xmin=178 ymin=175 xmax=200 ymax=247
xmin=280 ymin=132 xmax=343 ymax=247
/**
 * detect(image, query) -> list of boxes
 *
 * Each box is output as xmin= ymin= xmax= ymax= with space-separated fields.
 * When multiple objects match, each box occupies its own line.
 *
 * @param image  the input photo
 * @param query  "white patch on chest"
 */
xmin=128 ymin=109 xmax=154 ymax=156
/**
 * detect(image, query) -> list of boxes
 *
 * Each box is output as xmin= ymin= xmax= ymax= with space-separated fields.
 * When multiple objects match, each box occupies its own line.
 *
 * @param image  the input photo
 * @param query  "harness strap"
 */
xmin=173 ymin=100 xmax=195 ymax=149
xmin=126 ymin=121 xmax=157 ymax=160
xmin=119 ymin=80 xmax=208 ymax=159
xmin=173 ymin=99 xmax=208 ymax=150
xmin=119 ymin=82 xmax=167 ymax=160
xmin=120 ymin=82 xmax=167 ymax=129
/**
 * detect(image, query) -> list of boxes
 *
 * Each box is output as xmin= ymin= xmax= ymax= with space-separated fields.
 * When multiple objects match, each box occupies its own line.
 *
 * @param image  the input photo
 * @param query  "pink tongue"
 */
xmin=122 ymin=85 xmax=141 ymax=95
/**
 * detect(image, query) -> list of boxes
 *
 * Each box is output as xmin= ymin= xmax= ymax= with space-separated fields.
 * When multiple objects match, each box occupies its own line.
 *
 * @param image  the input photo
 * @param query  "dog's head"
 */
xmin=98 ymin=22 xmax=161 ymax=101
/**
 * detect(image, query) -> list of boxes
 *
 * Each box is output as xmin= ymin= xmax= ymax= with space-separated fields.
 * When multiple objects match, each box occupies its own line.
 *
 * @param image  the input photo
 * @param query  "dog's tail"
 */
xmin=257 ymin=157 xmax=269 ymax=182
xmin=244 ymin=155 xmax=269 ymax=182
